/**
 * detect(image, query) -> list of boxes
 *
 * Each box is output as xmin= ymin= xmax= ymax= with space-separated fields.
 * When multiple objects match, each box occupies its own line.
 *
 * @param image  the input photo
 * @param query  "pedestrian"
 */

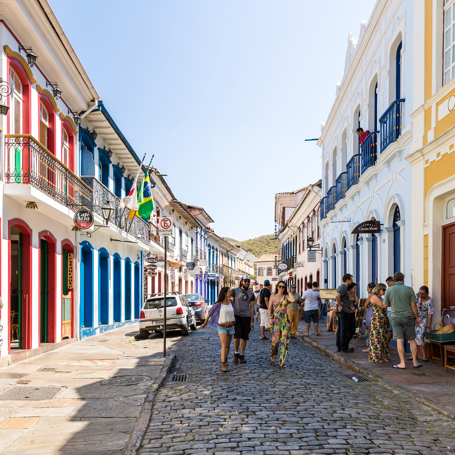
xmin=231 ymin=275 xmax=256 ymax=364
xmin=385 ymin=276 xmax=394 ymax=346
xmin=409 ymin=286 xmax=433 ymax=362
xmin=268 ymin=280 xmax=296 ymax=368
xmin=200 ymin=287 xmax=235 ymax=372
xmin=258 ymin=280 xmax=272 ymax=340
xmin=356 ymin=127 xmax=371 ymax=145
xmin=362 ymin=282 xmax=376 ymax=353
xmin=383 ymin=272 xmax=421 ymax=369
xmin=368 ymin=283 xmax=390 ymax=363
xmin=288 ymin=284 xmax=301 ymax=338
xmin=302 ymin=281 xmax=321 ymax=337
xmin=335 ymin=274 xmax=354 ymax=353
xmin=347 ymin=282 xmax=359 ymax=345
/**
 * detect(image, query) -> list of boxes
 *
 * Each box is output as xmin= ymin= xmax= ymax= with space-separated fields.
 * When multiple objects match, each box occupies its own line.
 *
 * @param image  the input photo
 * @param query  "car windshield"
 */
xmin=184 ymin=294 xmax=202 ymax=302
xmin=144 ymin=298 xmax=177 ymax=309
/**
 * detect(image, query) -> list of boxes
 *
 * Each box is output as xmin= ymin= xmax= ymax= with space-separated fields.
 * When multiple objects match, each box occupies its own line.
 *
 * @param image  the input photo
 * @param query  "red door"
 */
xmin=442 ymin=222 xmax=455 ymax=309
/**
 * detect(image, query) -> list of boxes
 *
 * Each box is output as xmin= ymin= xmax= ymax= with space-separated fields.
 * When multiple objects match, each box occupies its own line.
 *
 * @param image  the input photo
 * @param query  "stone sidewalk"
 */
xmin=0 ymin=324 xmax=176 ymax=455
xmin=297 ymin=320 xmax=455 ymax=419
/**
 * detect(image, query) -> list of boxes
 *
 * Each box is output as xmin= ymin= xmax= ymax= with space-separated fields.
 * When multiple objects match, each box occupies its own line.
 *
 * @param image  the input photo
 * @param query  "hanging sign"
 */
xmin=351 ymin=220 xmax=381 ymax=234
xmin=74 ymin=209 xmax=94 ymax=230
xmin=307 ymin=250 xmax=317 ymax=262
xmin=68 ymin=253 xmax=74 ymax=289
xmin=186 ymin=262 xmax=196 ymax=271
xmin=278 ymin=263 xmax=287 ymax=271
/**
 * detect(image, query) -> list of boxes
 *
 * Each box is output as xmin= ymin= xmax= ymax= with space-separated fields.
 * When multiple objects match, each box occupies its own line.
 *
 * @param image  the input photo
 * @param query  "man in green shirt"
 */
xmin=383 ymin=272 xmax=420 ymax=369
xmin=288 ymin=284 xmax=301 ymax=338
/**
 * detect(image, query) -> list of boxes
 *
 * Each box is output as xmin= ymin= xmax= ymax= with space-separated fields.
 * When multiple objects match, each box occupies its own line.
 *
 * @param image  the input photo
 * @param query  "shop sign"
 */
xmin=186 ymin=262 xmax=196 ymax=270
xmin=199 ymin=260 xmax=208 ymax=266
xmin=351 ymin=220 xmax=381 ymax=234
xmin=68 ymin=253 xmax=74 ymax=289
xmin=272 ymin=278 xmax=278 ymax=281
xmin=319 ymin=289 xmax=337 ymax=300
xmin=307 ymin=250 xmax=317 ymax=262
xmin=278 ymin=263 xmax=287 ymax=271
xmin=207 ymin=273 xmax=217 ymax=279
xmin=74 ymin=209 xmax=93 ymax=230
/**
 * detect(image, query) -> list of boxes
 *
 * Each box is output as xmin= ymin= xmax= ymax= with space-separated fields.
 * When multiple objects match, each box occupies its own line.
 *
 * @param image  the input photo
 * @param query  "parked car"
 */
xmin=184 ymin=293 xmax=208 ymax=324
xmin=138 ymin=293 xmax=197 ymax=339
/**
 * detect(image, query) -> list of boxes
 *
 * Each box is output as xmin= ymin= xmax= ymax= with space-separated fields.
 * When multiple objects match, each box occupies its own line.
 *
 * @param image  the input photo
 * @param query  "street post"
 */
xmin=163 ymin=235 xmax=167 ymax=358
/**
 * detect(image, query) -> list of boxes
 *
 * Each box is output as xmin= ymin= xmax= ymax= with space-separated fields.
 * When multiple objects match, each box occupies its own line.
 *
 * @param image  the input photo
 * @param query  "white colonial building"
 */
xmin=318 ymin=0 xmax=414 ymax=294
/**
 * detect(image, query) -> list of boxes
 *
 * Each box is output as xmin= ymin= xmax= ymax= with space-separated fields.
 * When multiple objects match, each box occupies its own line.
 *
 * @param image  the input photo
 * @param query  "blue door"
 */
xmin=134 ymin=262 xmax=141 ymax=319
xmin=81 ymin=243 xmax=93 ymax=328
xmin=396 ymin=42 xmax=402 ymax=100
xmin=332 ymin=249 xmax=336 ymax=288
xmin=371 ymin=234 xmax=378 ymax=283
xmin=125 ymin=260 xmax=132 ymax=320
xmin=113 ymin=255 xmax=121 ymax=322
xmin=99 ymin=249 xmax=109 ymax=325
xmin=355 ymin=235 xmax=361 ymax=293
xmin=342 ymin=239 xmax=347 ymax=276
xmin=393 ymin=206 xmax=401 ymax=274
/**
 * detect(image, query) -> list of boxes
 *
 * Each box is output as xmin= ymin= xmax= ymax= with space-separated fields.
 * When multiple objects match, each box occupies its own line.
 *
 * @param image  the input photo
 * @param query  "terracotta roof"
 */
xmin=255 ymin=254 xmax=276 ymax=262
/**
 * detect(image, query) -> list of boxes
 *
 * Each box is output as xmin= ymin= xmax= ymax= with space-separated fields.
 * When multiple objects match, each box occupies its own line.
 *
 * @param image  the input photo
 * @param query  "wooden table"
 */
xmin=445 ymin=346 xmax=455 ymax=373
xmin=430 ymin=340 xmax=455 ymax=365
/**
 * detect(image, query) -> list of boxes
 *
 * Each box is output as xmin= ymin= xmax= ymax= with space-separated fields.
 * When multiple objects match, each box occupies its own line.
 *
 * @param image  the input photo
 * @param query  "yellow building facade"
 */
xmin=408 ymin=0 xmax=455 ymax=320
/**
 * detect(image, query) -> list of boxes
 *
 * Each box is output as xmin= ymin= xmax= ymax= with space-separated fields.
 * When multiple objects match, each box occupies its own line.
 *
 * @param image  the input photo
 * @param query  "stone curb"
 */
xmin=297 ymin=332 xmax=455 ymax=421
xmin=123 ymin=353 xmax=176 ymax=455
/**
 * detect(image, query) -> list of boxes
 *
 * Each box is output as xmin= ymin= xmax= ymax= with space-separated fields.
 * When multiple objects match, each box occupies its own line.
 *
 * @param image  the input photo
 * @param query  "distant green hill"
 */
xmin=225 ymin=234 xmax=278 ymax=259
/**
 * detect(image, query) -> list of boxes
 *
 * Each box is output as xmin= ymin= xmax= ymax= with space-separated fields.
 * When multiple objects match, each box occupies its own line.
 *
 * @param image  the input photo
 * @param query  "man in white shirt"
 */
xmin=302 ymin=281 xmax=321 ymax=337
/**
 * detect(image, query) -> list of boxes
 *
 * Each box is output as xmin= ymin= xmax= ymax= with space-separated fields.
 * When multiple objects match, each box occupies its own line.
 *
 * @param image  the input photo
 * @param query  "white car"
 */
xmin=138 ymin=293 xmax=197 ymax=339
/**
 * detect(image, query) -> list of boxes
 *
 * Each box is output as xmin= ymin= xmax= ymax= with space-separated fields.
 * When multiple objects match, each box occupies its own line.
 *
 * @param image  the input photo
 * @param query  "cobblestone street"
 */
xmin=139 ymin=326 xmax=455 ymax=455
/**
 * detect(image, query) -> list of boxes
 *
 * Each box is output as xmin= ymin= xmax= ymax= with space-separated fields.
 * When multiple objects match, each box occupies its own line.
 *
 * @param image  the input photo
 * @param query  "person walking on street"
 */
xmin=231 ymin=275 xmax=255 ymax=364
xmin=383 ymin=272 xmax=421 ymax=369
xmin=200 ymin=287 xmax=235 ymax=372
xmin=288 ymin=284 xmax=301 ymax=338
xmin=368 ymin=283 xmax=390 ymax=363
xmin=268 ymin=281 xmax=296 ymax=368
xmin=410 ymin=286 xmax=433 ymax=362
xmin=335 ymin=274 xmax=354 ymax=353
xmin=302 ymin=281 xmax=321 ymax=336
xmin=258 ymin=280 xmax=272 ymax=340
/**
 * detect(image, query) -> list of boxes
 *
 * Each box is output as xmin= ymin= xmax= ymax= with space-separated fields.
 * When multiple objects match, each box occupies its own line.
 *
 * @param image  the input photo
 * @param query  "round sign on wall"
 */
xmin=74 ymin=209 xmax=94 ymax=230
xmin=278 ymin=263 xmax=287 ymax=271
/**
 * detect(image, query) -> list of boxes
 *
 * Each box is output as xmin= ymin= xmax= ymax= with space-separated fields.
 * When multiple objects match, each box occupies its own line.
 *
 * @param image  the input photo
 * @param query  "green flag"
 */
xmin=138 ymin=166 xmax=154 ymax=220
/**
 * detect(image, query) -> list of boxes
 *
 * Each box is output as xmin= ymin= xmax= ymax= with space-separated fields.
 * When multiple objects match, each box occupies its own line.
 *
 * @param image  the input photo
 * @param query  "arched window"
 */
xmin=302 ymin=223 xmax=305 ymax=251
xmin=342 ymin=238 xmax=347 ymax=276
xmin=341 ymin=129 xmax=347 ymax=170
xmin=316 ymin=270 xmax=320 ymax=286
xmin=372 ymin=233 xmax=378 ymax=283
xmin=266 ymin=267 xmax=272 ymax=276
xmin=39 ymin=97 xmax=56 ymax=153
xmin=61 ymin=123 xmax=75 ymax=171
xmin=99 ymin=153 xmax=110 ymax=188
xmin=62 ymin=127 xmax=69 ymax=166
xmin=114 ymin=166 xmax=123 ymax=198
xmin=393 ymin=206 xmax=401 ymax=274
xmin=332 ymin=147 xmax=337 ymax=186
xmin=258 ymin=267 xmax=263 ymax=276
xmin=332 ymin=244 xmax=337 ymax=288
xmin=312 ymin=215 xmax=317 ymax=238
xmin=9 ymin=68 xmax=22 ymax=134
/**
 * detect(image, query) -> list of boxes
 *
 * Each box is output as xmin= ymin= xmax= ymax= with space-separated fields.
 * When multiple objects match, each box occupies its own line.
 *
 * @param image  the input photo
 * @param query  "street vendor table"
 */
xmin=444 ymin=346 xmax=455 ymax=373
xmin=429 ymin=340 xmax=455 ymax=365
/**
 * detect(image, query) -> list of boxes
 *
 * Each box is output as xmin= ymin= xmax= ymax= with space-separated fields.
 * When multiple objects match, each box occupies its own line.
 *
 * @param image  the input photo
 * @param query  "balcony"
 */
xmin=81 ymin=177 xmax=148 ymax=243
xmin=320 ymin=196 xmax=328 ymax=220
xmin=347 ymin=153 xmax=361 ymax=190
xmin=379 ymin=99 xmax=405 ymax=153
xmin=179 ymin=248 xmax=188 ymax=262
xmin=195 ymin=246 xmax=201 ymax=260
xmin=283 ymin=256 xmax=295 ymax=271
xmin=335 ymin=172 xmax=347 ymax=202
xmin=327 ymin=186 xmax=336 ymax=213
xmin=360 ymin=131 xmax=379 ymax=174
xmin=208 ymin=264 xmax=220 ymax=274
xmin=5 ymin=135 xmax=91 ymax=209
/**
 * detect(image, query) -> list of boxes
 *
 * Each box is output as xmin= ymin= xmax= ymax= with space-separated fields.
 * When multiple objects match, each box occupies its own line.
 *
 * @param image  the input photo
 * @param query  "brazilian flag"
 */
xmin=138 ymin=166 xmax=154 ymax=220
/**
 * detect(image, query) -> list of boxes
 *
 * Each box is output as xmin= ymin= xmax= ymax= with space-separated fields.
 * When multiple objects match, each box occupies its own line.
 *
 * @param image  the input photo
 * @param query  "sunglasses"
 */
xmin=278 ymin=285 xmax=285 ymax=289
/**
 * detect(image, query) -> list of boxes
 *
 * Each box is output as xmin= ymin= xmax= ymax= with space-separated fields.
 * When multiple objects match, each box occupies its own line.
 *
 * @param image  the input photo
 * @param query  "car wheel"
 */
xmin=136 ymin=329 xmax=149 ymax=340
xmin=190 ymin=320 xmax=197 ymax=331
xmin=181 ymin=319 xmax=189 ymax=336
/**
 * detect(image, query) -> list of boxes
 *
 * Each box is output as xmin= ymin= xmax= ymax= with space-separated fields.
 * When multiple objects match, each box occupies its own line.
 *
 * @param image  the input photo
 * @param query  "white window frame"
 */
xmin=444 ymin=0 xmax=455 ymax=85
xmin=9 ymin=68 xmax=22 ymax=135
xmin=40 ymin=101 xmax=49 ymax=148
xmin=62 ymin=127 xmax=69 ymax=167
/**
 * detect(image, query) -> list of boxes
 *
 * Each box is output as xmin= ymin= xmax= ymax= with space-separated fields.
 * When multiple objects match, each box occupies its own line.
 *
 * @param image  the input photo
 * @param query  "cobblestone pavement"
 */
xmin=138 ymin=326 xmax=455 ymax=455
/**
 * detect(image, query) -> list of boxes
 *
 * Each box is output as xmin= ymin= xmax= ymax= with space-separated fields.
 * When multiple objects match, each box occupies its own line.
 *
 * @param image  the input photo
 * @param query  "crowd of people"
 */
xmin=200 ymin=275 xmax=321 ymax=371
xmin=335 ymin=272 xmax=434 ymax=369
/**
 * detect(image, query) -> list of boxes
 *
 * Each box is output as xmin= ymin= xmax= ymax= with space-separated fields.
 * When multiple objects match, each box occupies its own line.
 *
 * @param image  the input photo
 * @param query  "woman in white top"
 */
xmin=200 ymin=287 xmax=235 ymax=372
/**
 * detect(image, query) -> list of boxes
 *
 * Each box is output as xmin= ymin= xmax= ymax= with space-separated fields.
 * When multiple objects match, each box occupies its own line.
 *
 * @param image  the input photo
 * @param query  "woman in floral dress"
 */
xmin=268 ymin=281 xmax=296 ymax=368
xmin=368 ymin=283 xmax=390 ymax=363
xmin=363 ymin=282 xmax=376 ymax=352
xmin=414 ymin=286 xmax=434 ymax=362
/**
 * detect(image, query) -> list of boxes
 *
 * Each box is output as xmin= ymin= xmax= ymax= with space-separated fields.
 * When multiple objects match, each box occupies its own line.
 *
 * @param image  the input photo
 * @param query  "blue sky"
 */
xmin=49 ymin=0 xmax=376 ymax=241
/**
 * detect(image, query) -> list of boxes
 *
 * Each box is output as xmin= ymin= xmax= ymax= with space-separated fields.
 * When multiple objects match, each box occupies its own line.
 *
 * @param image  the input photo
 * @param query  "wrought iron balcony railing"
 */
xmin=327 ymin=186 xmax=336 ymax=213
xmin=361 ymin=131 xmax=379 ymax=174
xmin=284 ymin=256 xmax=296 ymax=271
xmin=81 ymin=177 xmax=148 ymax=243
xmin=335 ymin=172 xmax=348 ymax=203
xmin=320 ymin=196 xmax=328 ymax=220
xmin=179 ymin=248 xmax=188 ymax=262
xmin=5 ymin=135 xmax=92 ymax=209
xmin=379 ymin=99 xmax=405 ymax=153
xmin=347 ymin=153 xmax=361 ymax=191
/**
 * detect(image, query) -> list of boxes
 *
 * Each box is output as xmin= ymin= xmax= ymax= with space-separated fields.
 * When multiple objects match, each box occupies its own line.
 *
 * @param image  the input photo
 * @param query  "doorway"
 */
xmin=40 ymin=239 xmax=49 ymax=343
xmin=81 ymin=243 xmax=94 ymax=328
xmin=99 ymin=249 xmax=109 ymax=325
xmin=61 ymin=245 xmax=73 ymax=339
xmin=134 ymin=262 xmax=140 ymax=320
xmin=442 ymin=222 xmax=455 ymax=309
xmin=113 ymin=255 xmax=121 ymax=322
xmin=125 ymin=259 xmax=132 ymax=320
